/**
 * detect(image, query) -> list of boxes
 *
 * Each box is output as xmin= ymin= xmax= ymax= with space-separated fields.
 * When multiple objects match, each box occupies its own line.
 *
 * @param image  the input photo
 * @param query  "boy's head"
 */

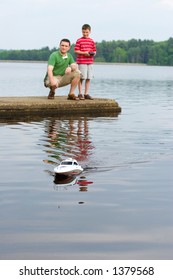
xmin=82 ymin=24 xmax=91 ymax=38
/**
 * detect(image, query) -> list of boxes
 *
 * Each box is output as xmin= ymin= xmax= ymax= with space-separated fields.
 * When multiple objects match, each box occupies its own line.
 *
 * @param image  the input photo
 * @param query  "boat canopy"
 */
xmin=61 ymin=159 xmax=78 ymax=166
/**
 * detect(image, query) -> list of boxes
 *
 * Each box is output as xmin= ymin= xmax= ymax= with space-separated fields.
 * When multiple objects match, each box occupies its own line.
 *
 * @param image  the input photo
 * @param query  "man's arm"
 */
xmin=70 ymin=63 xmax=78 ymax=71
xmin=65 ymin=63 xmax=78 ymax=74
xmin=47 ymin=65 xmax=57 ymax=87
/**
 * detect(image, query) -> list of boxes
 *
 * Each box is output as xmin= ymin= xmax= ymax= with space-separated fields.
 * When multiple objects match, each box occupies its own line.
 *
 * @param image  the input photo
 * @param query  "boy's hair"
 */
xmin=60 ymin=38 xmax=71 ymax=46
xmin=82 ymin=24 xmax=91 ymax=31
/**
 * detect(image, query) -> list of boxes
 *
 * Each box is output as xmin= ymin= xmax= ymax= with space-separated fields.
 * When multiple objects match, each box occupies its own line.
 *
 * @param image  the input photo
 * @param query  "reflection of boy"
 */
xmin=74 ymin=24 xmax=96 ymax=100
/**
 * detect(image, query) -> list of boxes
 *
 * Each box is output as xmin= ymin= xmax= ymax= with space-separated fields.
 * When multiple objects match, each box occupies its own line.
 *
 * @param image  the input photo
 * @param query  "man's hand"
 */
xmin=49 ymin=78 xmax=57 ymax=88
xmin=65 ymin=66 xmax=72 ymax=74
xmin=71 ymin=63 xmax=78 ymax=71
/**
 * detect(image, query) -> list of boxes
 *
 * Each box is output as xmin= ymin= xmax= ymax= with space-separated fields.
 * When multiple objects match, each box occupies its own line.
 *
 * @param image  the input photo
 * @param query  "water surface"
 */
xmin=0 ymin=63 xmax=173 ymax=259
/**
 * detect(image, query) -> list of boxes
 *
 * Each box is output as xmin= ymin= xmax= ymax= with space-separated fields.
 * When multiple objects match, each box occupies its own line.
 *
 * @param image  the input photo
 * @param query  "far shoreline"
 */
xmin=1 ymin=60 xmax=173 ymax=67
xmin=0 ymin=60 xmax=149 ymax=66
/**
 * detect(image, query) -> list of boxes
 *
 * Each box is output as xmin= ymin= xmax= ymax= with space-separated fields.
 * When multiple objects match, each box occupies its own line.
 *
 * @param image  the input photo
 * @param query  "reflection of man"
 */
xmin=44 ymin=39 xmax=80 ymax=100
xmin=44 ymin=118 xmax=94 ymax=164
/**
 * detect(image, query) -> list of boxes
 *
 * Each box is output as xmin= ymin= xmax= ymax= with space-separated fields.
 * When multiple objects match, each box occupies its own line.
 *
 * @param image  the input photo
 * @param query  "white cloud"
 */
xmin=160 ymin=0 xmax=173 ymax=8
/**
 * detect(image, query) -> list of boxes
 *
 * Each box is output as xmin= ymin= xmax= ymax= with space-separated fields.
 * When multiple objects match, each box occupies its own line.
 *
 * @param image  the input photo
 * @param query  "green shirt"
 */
xmin=48 ymin=51 xmax=75 ymax=76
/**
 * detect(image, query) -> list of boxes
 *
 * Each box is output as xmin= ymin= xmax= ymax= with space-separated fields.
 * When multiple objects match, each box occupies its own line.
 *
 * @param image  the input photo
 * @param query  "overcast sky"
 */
xmin=0 ymin=0 xmax=172 ymax=50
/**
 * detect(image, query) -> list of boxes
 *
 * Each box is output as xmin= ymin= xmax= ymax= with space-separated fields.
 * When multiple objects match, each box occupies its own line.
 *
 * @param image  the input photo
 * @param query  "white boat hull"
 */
xmin=54 ymin=166 xmax=83 ymax=176
xmin=54 ymin=158 xmax=83 ymax=177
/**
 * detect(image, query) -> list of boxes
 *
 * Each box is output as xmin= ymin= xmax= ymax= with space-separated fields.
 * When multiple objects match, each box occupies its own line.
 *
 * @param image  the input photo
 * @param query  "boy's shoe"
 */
xmin=84 ymin=94 xmax=93 ymax=100
xmin=78 ymin=94 xmax=85 ymax=100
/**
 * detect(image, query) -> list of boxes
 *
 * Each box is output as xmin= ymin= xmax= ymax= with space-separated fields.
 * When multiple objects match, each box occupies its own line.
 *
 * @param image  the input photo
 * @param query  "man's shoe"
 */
xmin=48 ymin=90 xmax=55 ymax=99
xmin=67 ymin=93 xmax=79 ymax=100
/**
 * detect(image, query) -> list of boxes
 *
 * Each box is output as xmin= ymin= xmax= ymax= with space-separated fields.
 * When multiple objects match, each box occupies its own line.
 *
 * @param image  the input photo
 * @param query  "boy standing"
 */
xmin=74 ymin=24 xmax=96 ymax=100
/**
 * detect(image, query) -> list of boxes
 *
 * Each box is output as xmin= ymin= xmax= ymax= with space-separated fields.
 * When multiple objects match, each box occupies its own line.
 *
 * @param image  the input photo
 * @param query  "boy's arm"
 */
xmin=74 ymin=50 xmax=90 ymax=56
xmin=74 ymin=39 xmax=90 ymax=56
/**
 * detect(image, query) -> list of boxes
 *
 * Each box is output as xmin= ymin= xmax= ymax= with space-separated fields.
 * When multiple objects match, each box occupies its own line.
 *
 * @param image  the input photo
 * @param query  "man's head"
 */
xmin=82 ymin=24 xmax=91 ymax=38
xmin=59 ymin=39 xmax=71 ymax=54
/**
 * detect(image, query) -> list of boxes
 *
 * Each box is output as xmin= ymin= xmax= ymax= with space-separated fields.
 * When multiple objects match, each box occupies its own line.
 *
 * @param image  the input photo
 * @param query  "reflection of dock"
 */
xmin=0 ymin=96 xmax=121 ymax=119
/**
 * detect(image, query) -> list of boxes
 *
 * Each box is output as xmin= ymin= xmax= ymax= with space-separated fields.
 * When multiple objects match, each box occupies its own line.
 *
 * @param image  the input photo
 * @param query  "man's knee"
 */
xmin=44 ymin=79 xmax=50 ymax=88
xmin=72 ymin=69 xmax=81 ymax=79
xmin=44 ymin=77 xmax=59 ymax=89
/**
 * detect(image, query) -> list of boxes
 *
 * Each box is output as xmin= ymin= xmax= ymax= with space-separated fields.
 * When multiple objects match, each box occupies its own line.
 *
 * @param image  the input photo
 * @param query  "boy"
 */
xmin=44 ymin=39 xmax=80 ymax=100
xmin=74 ymin=24 xmax=96 ymax=100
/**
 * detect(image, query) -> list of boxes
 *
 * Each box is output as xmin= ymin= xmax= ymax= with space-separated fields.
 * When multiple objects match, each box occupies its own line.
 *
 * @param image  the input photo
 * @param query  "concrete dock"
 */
xmin=0 ymin=96 xmax=121 ymax=120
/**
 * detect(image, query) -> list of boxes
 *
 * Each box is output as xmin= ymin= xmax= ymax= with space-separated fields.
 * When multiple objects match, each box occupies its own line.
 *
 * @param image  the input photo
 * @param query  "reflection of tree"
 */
xmin=43 ymin=117 xmax=94 ymax=166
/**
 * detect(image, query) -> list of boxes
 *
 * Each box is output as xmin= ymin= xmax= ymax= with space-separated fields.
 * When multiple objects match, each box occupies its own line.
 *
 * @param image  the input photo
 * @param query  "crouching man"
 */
xmin=44 ymin=39 xmax=80 ymax=100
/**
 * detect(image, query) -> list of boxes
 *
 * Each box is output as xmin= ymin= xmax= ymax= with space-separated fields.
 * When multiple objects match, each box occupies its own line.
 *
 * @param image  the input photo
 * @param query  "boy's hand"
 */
xmin=89 ymin=52 xmax=95 ymax=56
xmin=83 ymin=52 xmax=90 ymax=56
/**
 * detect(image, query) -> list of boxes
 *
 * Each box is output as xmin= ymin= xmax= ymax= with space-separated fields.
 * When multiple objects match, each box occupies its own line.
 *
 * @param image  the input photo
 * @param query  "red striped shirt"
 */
xmin=74 ymin=37 xmax=96 ymax=64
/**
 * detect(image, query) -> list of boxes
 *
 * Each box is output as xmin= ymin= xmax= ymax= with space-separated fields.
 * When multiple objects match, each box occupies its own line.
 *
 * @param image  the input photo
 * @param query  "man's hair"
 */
xmin=60 ymin=39 xmax=71 ymax=46
xmin=82 ymin=24 xmax=91 ymax=31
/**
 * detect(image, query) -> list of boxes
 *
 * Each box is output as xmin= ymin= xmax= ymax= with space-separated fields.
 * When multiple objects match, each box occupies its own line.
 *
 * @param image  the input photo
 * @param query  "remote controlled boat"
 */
xmin=54 ymin=158 xmax=83 ymax=177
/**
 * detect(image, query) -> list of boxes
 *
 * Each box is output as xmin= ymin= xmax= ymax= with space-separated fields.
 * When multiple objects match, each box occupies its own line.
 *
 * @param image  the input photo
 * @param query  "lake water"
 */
xmin=0 ymin=62 xmax=173 ymax=260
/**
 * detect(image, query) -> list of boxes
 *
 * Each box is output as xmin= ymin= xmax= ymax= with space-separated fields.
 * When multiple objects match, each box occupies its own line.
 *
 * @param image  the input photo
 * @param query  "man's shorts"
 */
xmin=78 ymin=64 xmax=93 ymax=80
xmin=44 ymin=70 xmax=80 ymax=88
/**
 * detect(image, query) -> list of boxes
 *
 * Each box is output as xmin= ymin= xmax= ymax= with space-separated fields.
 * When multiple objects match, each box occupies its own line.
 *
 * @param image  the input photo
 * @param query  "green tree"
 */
xmin=114 ymin=47 xmax=127 ymax=62
xmin=0 ymin=38 xmax=173 ymax=65
xmin=127 ymin=47 xmax=141 ymax=63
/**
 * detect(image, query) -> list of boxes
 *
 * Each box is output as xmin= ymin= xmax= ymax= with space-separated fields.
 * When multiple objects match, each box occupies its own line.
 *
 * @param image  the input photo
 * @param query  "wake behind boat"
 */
xmin=54 ymin=158 xmax=83 ymax=177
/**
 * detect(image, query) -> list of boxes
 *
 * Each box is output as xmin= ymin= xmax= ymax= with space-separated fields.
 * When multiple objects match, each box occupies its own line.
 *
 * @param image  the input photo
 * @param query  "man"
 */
xmin=44 ymin=39 xmax=80 ymax=100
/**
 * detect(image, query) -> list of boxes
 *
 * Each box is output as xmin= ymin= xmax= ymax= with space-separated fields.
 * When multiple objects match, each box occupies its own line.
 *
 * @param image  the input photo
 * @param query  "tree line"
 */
xmin=0 ymin=38 xmax=173 ymax=66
